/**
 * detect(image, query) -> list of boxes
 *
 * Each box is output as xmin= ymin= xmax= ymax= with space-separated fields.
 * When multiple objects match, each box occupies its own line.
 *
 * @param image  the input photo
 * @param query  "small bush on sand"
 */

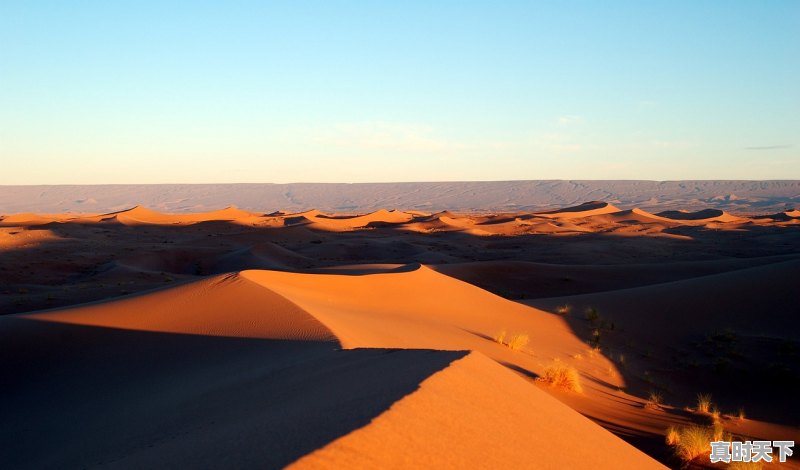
xmin=644 ymin=390 xmax=663 ymax=409
xmin=737 ymin=407 xmax=745 ymax=421
xmin=555 ymin=304 xmax=571 ymax=315
xmin=506 ymin=333 xmax=529 ymax=351
xmin=493 ymin=330 xmax=529 ymax=351
xmin=665 ymin=426 xmax=680 ymax=446
xmin=666 ymin=425 xmax=712 ymax=463
xmin=666 ymin=423 xmax=729 ymax=465
xmin=696 ymin=393 xmax=713 ymax=413
xmin=537 ymin=361 xmax=582 ymax=392
xmin=493 ymin=330 xmax=507 ymax=345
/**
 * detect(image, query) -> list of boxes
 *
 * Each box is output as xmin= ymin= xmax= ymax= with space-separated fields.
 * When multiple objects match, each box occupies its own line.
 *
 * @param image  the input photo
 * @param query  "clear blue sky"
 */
xmin=1 ymin=1 xmax=798 ymax=183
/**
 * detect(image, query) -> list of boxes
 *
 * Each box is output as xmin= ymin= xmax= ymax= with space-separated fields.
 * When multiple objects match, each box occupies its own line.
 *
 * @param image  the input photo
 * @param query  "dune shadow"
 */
xmin=0 ymin=317 xmax=468 ymax=469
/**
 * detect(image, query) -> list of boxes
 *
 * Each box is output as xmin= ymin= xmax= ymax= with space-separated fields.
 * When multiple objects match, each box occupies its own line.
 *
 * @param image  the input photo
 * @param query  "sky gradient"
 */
xmin=1 ymin=1 xmax=798 ymax=184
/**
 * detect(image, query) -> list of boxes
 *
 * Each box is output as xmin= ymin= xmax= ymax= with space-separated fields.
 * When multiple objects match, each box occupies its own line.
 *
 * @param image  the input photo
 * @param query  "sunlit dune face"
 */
xmin=0 ymin=227 xmax=64 ymax=250
xmin=22 ymin=273 xmax=338 ymax=342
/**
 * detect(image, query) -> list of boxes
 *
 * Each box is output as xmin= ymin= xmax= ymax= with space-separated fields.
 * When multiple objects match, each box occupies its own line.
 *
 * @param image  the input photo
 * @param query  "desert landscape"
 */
xmin=3 ymin=1 xmax=798 ymax=468
xmin=2 ymin=199 xmax=798 ymax=469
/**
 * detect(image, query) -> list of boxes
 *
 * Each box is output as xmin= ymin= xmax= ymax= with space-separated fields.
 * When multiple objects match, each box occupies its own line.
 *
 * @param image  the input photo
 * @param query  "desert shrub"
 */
xmin=537 ymin=361 xmax=582 ymax=392
xmin=644 ymin=390 xmax=663 ymax=409
xmin=666 ymin=423 xmax=730 ymax=465
xmin=665 ymin=426 xmax=680 ymax=446
xmin=493 ymin=330 xmax=507 ymax=345
xmin=696 ymin=393 xmax=713 ymax=413
xmin=506 ymin=333 xmax=529 ymax=351
xmin=493 ymin=330 xmax=528 ymax=351
xmin=669 ymin=425 xmax=713 ymax=462
xmin=555 ymin=304 xmax=571 ymax=315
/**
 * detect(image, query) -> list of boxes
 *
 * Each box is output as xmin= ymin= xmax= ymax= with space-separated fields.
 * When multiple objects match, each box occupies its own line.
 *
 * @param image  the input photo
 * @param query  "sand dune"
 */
xmin=536 ymin=201 xmax=622 ymax=218
xmin=290 ymin=352 xmax=658 ymax=470
xmin=102 ymin=205 xmax=260 ymax=225
xmin=528 ymin=258 xmax=799 ymax=353
xmin=0 ymin=212 xmax=57 ymax=226
xmin=527 ymin=259 xmax=800 ymax=427
xmin=655 ymin=208 xmax=741 ymax=223
xmin=2 ymin=266 xmax=664 ymax=469
xmin=25 ymin=272 xmax=334 ymax=340
xmin=433 ymin=254 xmax=800 ymax=299
xmin=600 ymin=208 xmax=680 ymax=224
xmin=305 ymin=209 xmax=415 ymax=231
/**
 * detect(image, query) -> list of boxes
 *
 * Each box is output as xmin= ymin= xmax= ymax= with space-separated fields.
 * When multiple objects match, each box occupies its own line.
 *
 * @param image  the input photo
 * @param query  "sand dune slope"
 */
xmin=290 ymin=352 xmax=658 ymax=470
xmin=306 ymin=209 xmax=415 ymax=231
xmin=2 ymin=267 xmax=663 ymax=469
xmin=433 ymin=255 xmax=799 ymax=299
xmin=535 ymin=201 xmax=622 ymax=218
xmin=655 ymin=208 xmax=741 ymax=223
xmin=97 ymin=206 xmax=259 ymax=225
xmin=527 ymin=258 xmax=800 ymax=427
xmin=25 ymin=272 xmax=334 ymax=340
xmin=528 ymin=258 xmax=800 ymax=345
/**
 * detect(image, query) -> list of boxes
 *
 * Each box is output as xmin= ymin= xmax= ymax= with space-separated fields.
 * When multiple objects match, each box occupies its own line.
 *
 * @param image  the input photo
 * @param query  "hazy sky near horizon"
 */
xmin=1 ymin=1 xmax=799 ymax=184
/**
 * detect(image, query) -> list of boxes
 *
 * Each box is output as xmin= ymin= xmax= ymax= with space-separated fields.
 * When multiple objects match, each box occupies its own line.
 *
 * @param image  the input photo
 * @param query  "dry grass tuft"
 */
xmin=737 ymin=407 xmax=746 ymax=421
xmin=537 ymin=361 xmax=582 ymax=392
xmin=644 ymin=390 xmax=663 ymax=410
xmin=670 ymin=424 xmax=714 ymax=462
xmin=493 ymin=330 xmax=528 ymax=351
xmin=555 ymin=304 xmax=572 ymax=315
xmin=587 ymin=345 xmax=601 ymax=358
xmin=506 ymin=333 xmax=529 ymax=351
xmin=696 ymin=393 xmax=713 ymax=413
xmin=666 ymin=423 xmax=731 ymax=465
xmin=493 ymin=330 xmax=507 ymax=345
xmin=665 ymin=426 xmax=680 ymax=446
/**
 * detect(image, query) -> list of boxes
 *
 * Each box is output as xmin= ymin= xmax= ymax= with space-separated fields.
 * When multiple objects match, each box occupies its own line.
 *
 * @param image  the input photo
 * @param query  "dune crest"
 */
xmin=26 ymin=272 xmax=335 ymax=341
xmin=655 ymin=208 xmax=741 ymax=223
xmin=535 ymin=201 xmax=622 ymax=218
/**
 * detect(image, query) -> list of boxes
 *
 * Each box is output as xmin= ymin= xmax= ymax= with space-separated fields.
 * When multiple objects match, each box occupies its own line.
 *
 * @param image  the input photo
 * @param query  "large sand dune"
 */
xmin=2 ymin=267 xmax=663 ymax=469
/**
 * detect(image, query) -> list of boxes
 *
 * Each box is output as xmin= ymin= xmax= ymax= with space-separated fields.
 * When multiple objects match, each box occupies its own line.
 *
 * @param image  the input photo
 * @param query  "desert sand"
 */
xmin=1 ymin=202 xmax=798 ymax=469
